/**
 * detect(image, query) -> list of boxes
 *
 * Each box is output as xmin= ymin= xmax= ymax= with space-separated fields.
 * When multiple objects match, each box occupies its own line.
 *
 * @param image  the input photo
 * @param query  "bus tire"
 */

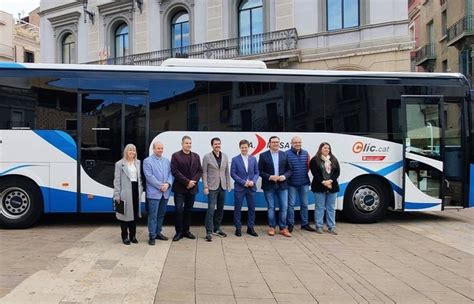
xmin=0 ymin=177 xmax=43 ymax=229
xmin=342 ymin=176 xmax=389 ymax=223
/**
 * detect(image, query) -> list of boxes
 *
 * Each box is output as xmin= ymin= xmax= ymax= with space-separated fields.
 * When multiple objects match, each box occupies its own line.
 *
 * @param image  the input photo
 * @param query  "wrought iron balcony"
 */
xmin=415 ymin=43 xmax=436 ymax=66
xmin=447 ymin=15 xmax=474 ymax=47
xmin=88 ymin=28 xmax=298 ymax=66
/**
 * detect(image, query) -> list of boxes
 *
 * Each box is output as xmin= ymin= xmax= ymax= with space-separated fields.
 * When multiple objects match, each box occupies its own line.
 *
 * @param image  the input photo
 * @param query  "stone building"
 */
xmin=410 ymin=0 xmax=473 ymax=83
xmin=0 ymin=8 xmax=40 ymax=63
xmin=40 ymin=0 xmax=412 ymax=71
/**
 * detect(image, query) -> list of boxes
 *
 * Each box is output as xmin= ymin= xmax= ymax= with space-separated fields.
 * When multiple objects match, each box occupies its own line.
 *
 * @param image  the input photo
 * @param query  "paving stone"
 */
xmin=1 ymin=209 xmax=473 ymax=303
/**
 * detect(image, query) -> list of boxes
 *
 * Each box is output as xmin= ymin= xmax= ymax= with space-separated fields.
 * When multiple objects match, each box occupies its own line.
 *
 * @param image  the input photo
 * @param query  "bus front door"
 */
xmin=401 ymin=95 xmax=446 ymax=211
xmin=79 ymin=92 xmax=147 ymax=212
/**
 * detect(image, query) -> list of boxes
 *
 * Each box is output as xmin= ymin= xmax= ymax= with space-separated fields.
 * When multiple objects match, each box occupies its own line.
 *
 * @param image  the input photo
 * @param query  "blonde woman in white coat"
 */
xmin=113 ymin=144 xmax=143 ymax=245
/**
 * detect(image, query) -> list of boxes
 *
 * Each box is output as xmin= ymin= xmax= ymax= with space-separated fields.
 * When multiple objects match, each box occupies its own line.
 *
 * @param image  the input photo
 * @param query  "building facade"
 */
xmin=40 ymin=0 xmax=412 ymax=71
xmin=410 ymin=0 xmax=474 ymax=83
xmin=0 ymin=9 xmax=40 ymax=63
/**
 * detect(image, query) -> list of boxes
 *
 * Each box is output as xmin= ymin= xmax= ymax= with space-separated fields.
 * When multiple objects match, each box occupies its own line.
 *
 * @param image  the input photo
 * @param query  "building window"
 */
xmin=442 ymin=60 xmax=448 ymax=72
xmin=24 ymin=51 xmax=34 ymax=63
xmin=239 ymin=0 xmax=263 ymax=55
xmin=61 ymin=33 xmax=75 ymax=64
xmin=427 ymin=20 xmax=434 ymax=44
xmin=114 ymin=23 xmax=129 ymax=58
xmin=460 ymin=47 xmax=472 ymax=79
xmin=171 ymin=11 xmax=190 ymax=55
xmin=441 ymin=10 xmax=447 ymax=37
xmin=327 ymin=0 xmax=359 ymax=31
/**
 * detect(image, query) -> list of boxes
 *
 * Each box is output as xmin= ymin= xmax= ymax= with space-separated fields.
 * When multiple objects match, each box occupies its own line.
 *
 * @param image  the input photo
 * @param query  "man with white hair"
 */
xmin=143 ymin=140 xmax=173 ymax=245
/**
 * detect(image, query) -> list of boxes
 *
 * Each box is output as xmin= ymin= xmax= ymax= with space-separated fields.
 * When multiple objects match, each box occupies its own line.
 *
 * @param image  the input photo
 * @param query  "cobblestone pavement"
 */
xmin=0 ymin=209 xmax=473 ymax=303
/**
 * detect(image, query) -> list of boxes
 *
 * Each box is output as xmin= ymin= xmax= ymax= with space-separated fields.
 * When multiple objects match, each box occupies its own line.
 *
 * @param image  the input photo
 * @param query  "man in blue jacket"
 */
xmin=230 ymin=139 xmax=259 ymax=237
xmin=287 ymin=136 xmax=316 ymax=232
xmin=258 ymin=136 xmax=292 ymax=237
xmin=143 ymin=140 xmax=173 ymax=245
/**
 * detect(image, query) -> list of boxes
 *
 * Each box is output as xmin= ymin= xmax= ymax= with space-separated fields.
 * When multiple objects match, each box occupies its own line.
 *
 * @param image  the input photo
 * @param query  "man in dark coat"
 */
xmin=258 ymin=136 xmax=292 ymax=237
xmin=170 ymin=135 xmax=203 ymax=241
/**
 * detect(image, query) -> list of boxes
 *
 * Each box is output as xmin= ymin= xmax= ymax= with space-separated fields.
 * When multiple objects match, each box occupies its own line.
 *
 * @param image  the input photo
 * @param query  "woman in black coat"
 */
xmin=309 ymin=142 xmax=340 ymax=235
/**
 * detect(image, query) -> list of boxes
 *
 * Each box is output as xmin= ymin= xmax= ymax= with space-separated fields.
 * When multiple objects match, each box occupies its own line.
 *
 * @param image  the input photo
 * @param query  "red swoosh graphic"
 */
xmin=251 ymin=134 xmax=266 ymax=156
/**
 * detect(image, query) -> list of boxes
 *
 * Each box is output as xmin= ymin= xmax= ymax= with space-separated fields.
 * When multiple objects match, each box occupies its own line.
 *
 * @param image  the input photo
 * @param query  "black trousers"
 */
xmin=120 ymin=181 xmax=139 ymax=239
xmin=174 ymin=192 xmax=195 ymax=233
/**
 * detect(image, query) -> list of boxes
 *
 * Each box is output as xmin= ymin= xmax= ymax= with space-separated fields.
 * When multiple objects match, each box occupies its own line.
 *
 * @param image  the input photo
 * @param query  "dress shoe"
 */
xmin=288 ymin=225 xmax=294 ymax=233
xmin=148 ymin=238 xmax=155 ymax=246
xmin=130 ymin=237 xmax=138 ymax=244
xmin=279 ymin=228 xmax=292 ymax=237
xmin=205 ymin=232 xmax=212 ymax=242
xmin=213 ymin=230 xmax=227 ymax=237
xmin=302 ymin=225 xmax=316 ymax=232
xmin=156 ymin=233 xmax=169 ymax=241
xmin=235 ymin=228 xmax=242 ymax=237
xmin=122 ymin=238 xmax=131 ymax=245
xmin=172 ymin=233 xmax=183 ymax=242
xmin=267 ymin=227 xmax=276 ymax=236
xmin=246 ymin=228 xmax=258 ymax=237
xmin=183 ymin=231 xmax=196 ymax=239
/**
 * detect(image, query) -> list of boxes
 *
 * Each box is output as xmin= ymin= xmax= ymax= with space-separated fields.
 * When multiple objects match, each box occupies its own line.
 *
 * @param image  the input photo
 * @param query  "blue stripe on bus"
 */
xmin=348 ymin=161 xmax=403 ymax=176
xmin=34 ymin=130 xmax=77 ymax=160
xmin=347 ymin=162 xmax=403 ymax=196
xmin=404 ymin=202 xmax=441 ymax=210
xmin=42 ymin=187 xmax=76 ymax=212
xmin=470 ymin=164 xmax=474 ymax=207
xmin=0 ymin=164 xmax=36 ymax=176
xmin=0 ymin=62 xmax=25 ymax=69
xmin=81 ymin=193 xmax=114 ymax=212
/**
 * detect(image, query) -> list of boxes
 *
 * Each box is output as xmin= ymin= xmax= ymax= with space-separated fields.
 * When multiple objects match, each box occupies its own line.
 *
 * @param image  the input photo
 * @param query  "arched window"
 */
xmin=171 ymin=11 xmax=189 ymax=54
xmin=114 ymin=23 xmax=129 ymax=58
xmin=238 ymin=0 xmax=263 ymax=55
xmin=61 ymin=33 xmax=75 ymax=64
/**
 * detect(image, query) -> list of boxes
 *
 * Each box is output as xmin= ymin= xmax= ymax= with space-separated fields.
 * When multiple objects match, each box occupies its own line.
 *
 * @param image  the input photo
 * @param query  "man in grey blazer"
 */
xmin=202 ymin=137 xmax=231 ymax=241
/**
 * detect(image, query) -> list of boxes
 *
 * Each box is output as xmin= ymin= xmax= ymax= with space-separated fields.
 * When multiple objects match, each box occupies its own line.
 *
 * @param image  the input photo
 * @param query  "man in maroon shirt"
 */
xmin=170 ymin=135 xmax=203 ymax=241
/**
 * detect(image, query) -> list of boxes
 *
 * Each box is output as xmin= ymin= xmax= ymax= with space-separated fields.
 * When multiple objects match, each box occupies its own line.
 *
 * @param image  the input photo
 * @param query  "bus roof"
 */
xmin=0 ymin=60 xmax=467 ymax=81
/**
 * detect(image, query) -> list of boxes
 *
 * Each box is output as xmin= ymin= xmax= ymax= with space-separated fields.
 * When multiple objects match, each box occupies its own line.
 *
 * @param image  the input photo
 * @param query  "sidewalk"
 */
xmin=0 ymin=209 xmax=473 ymax=303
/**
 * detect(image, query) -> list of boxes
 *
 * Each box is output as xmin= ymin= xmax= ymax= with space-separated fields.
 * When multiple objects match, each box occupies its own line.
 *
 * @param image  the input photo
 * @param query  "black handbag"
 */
xmin=113 ymin=199 xmax=125 ymax=214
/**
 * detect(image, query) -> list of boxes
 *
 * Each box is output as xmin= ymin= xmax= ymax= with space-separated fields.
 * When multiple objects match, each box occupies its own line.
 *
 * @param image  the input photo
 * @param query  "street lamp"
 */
xmin=82 ymin=0 xmax=95 ymax=24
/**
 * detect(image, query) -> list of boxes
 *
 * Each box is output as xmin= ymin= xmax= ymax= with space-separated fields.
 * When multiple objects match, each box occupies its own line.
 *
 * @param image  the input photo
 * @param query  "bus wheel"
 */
xmin=0 ymin=177 xmax=43 ymax=229
xmin=342 ymin=176 xmax=389 ymax=223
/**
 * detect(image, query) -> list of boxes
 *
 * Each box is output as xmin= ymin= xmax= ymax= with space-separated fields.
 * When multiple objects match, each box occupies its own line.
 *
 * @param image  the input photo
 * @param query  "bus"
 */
xmin=0 ymin=59 xmax=472 ymax=228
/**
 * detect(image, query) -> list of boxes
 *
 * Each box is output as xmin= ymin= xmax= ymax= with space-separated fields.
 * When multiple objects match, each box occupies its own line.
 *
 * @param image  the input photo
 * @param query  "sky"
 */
xmin=0 ymin=0 xmax=40 ymax=18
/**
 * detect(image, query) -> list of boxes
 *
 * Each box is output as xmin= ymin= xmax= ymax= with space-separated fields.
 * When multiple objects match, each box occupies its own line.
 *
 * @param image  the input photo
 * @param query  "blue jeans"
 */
xmin=264 ymin=188 xmax=289 ymax=229
xmin=147 ymin=197 xmax=168 ymax=239
xmin=288 ymin=185 xmax=309 ymax=227
xmin=314 ymin=192 xmax=337 ymax=230
xmin=205 ymin=188 xmax=225 ymax=233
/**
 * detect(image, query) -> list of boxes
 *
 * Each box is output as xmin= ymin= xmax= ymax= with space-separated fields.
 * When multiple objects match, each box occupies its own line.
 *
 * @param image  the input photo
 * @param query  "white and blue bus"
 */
xmin=0 ymin=59 xmax=472 ymax=228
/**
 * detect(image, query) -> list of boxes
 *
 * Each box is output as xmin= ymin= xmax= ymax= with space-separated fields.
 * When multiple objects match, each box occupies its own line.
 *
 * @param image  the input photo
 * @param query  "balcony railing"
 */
xmin=447 ymin=15 xmax=474 ymax=46
xmin=88 ymin=28 xmax=298 ymax=66
xmin=415 ymin=43 xmax=436 ymax=65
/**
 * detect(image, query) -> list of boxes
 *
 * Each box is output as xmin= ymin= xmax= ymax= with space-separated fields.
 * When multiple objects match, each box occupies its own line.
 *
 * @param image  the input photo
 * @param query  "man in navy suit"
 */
xmin=258 ymin=136 xmax=292 ymax=237
xmin=230 ymin=139 xmax=259 ymax=237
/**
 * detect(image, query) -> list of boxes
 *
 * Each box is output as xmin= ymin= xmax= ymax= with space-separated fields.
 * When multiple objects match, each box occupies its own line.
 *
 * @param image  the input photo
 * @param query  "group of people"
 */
xmin=113 ymin=135 xmax=340 ymax=246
